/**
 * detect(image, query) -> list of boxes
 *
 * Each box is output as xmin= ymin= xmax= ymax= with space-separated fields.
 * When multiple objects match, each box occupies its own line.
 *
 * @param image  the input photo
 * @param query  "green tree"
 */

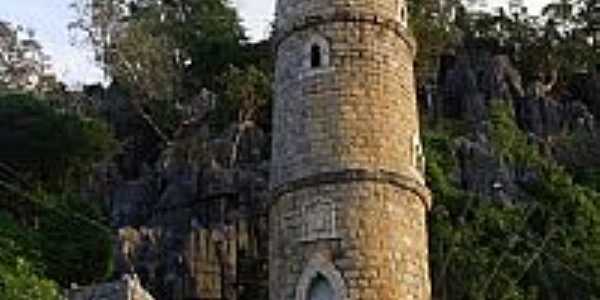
xmin=408 ymin=0 xmax=461 ymax=84
xmin=0 ymin=93 xmax=115 ymax=287
xmin=0 ymin=192 xmax=113 ymax=289
xmin=0 ymin=21 xmax=59 ymax=94
xmin=213 ymin=65 xmax=271 ymax=131
xmin=70 ymin=0 xmax=248 ymax=144
xmin=0 ymin=257 xmax=60 ymax=300
xmin=428 ymin=102 xmax=600 ymax=299
xmin=0 ymin=93 xmax=116 ymax=191
xmin=35 ymin=193 xmax=114 ymax=286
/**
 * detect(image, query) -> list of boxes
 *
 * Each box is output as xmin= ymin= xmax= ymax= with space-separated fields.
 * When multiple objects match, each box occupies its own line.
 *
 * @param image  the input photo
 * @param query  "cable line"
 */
xmin=0 ymin=179 xmax=112 ymax=234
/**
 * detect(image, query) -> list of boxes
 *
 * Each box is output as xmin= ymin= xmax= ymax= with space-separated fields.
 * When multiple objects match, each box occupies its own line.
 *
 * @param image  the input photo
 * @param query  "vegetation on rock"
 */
xmin=3 ymin=0 xmax=600 ymax=299
xmin=0 ymin=92 xmax=115 ymax=296
xmin=428 ymin=102 xmax=600 ymax=299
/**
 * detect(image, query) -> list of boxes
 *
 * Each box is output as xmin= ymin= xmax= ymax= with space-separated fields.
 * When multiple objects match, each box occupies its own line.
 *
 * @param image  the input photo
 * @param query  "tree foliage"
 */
xmin=0 ymin=193 xmax=113 ymax=289
xmin=34 ymin=193 xmax=114 ymax=286
xmin=70 ymin=0 xmax=255 ymax=146
xmin=408 ymin=0 xmax=600 ymax=91
xmin=2 ymin=1 xmax=599 ymax=299
xmin=428 ymin=102 xmax=600 ymax=299
xmin=0 ymin=92 xmax=115 ymax=290
xmin=0 ymin=256 xmax=61 ymax=300
xmin=212 ymin=65 xmax=271 ymax=130
xmin=0 ymin=93 xmax=116 ymax=191
xmin=0 ymin=21 xmax=58 ymax=94
xmin=408 ymin=0 xmax=461 ymax=83
xmin=70 ymin=0 xmax=245 ymax=92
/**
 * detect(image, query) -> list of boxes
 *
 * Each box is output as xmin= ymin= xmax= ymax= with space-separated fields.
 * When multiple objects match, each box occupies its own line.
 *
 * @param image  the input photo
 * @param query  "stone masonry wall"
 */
xmin=270 ymin=181 xmax=430 ymax=300
xmin=271 ymin=19 xmax=422 ymax=188
xmin=271 ymin=0 xmax=431 ymax=299
xmin=275 ymin=0 xmax=409 ymax=35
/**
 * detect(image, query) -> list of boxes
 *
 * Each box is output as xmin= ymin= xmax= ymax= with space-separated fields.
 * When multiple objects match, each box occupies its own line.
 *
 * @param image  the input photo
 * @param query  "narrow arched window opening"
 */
xmin=303 ymin=35 xmax=330 ymax=71
xmin=310 ymin=44 xmax=322 ymax=68
xmin=307 ymin=274 xmax=334 ymax=300
xmin=397 ymin=1 xmax=408 ymax=27
xmin=401 ymin=7 xmax=406 ymax=22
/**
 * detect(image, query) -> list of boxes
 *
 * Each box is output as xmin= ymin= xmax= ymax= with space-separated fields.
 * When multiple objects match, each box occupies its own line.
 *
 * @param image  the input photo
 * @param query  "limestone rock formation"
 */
xmin=110 ymin=179 xmax=157 ymax=228
xmin=95 ymin=121 xmax=270 ymax=300
xmin=431 ymin=50 xmax=598 ymax=201
xmin=67 ymin=274 xmax=154 ymax=300
xmin=439 ymin=53 xmax=524 ymax=123
xmin=438 ymin=51 xmax=596 ymax=139
xmin=515 ymin=97 xmax=595 ymax=138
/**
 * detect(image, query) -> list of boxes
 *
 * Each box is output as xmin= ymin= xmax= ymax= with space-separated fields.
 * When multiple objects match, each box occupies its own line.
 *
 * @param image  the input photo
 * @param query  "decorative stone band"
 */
xmin=273 ymin=11 xmax=417 ymax=56
xmin=271 ymin=168 xmax=432 ymax=210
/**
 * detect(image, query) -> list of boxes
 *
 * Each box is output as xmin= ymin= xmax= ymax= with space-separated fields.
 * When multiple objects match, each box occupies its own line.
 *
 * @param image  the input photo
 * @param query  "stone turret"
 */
xmin=270 ymin=0 xmax=432 ymax=299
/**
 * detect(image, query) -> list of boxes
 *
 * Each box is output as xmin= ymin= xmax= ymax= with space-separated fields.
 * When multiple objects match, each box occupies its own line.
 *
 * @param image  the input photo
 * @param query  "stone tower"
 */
xmin=269 ymin=0 xmax=432 ymax=299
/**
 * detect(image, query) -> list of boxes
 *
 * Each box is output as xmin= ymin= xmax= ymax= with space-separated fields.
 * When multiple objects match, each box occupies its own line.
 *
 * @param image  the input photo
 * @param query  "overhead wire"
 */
xmin=0 ymin=179 xmax=112 ymax=234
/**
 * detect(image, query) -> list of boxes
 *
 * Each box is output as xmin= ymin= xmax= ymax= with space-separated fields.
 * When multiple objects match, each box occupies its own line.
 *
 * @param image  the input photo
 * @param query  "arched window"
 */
xmin=304 ymin=35 xmax=330 ymax=70
xmin=412 ymin=133 xmax=425 ymax=174
xmin=398 ymin=1 xmax=408 ymax=27
xmin=307 ymin=274 xmax=334 ymax=300
xmin=311 ymin=44 xmax=322 ymax=68
xmin=401 ymin=7 xmax=406 ymax=23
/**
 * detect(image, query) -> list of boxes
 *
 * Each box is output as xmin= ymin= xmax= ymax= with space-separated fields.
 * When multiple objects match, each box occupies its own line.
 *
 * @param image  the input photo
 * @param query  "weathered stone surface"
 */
xmin=272 ymin=20 xmax=422 ymax=188
xmin=270 ymin=182 xmax=430 ymax=300
xmin=439 ymin=53 xmax=524 ymax=123
xmin=515 ymin=97 xmax=595 ymax=138
xmin=455 ymin=137 xmax=528 ymax=203
xmin=481 ymin=55 xmax=524 ymax=101
xmin=107 ymin=124 xmax=270 ymax=300
xmin=271 ymin=0 xmax=431 ymax=299
xmin=570 ymin=71 xmax=600 ymax=120
xmin=67 ymin=274 xmax=155 ymax=300
xmin=440 ymin=55 xmax=485 ymax=122
xmin=437 ymin=51 xmax=596 ymax=141
xmin=110 ymin=179 xmax=156 ymax=228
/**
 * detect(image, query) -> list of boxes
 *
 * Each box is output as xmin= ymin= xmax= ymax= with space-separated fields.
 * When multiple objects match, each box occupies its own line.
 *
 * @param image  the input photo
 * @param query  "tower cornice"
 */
xmin=270 ymin=168 xmax=432 ymax=210
xmin=273 ymin=11 xmax=417 ymax=56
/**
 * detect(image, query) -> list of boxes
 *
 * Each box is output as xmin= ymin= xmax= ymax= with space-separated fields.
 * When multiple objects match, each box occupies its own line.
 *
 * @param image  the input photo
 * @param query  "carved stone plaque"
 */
xmin=301 ymin=197 xmax=336 ymax=241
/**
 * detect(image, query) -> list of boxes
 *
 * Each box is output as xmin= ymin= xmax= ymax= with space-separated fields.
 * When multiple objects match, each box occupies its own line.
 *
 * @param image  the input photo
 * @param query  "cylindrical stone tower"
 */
xmin=269 ymin=0 xmax=432 ymax=299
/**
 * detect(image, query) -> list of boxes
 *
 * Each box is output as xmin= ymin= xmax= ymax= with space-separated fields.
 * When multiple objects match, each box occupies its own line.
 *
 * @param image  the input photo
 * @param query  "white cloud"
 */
xmin=524 ymin=0 xmax=549 ymax=14
xmin=235 ymin=0 xmax=276 ymax=41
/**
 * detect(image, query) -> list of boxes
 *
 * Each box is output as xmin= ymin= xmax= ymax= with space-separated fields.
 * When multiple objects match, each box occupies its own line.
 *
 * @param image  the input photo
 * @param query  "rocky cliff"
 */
xmin=88 ymin=118 xmax=270 ymax=300
xmin=78 ymin=47 xmax=600 ymax=300
xmin=428 ymin=48 xmax=598 ymax=202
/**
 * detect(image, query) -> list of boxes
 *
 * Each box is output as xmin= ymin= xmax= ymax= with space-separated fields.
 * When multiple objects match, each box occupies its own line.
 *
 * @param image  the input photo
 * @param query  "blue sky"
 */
xmin=1 ymin=0 xmax=547 ymax=88
xmin=0 ymin=0 xmax=105 ymax=87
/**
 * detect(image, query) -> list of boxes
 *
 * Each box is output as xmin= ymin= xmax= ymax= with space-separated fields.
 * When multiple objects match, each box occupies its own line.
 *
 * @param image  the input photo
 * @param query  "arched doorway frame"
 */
xmin=295 ymin=254 xmax=348 ymax=300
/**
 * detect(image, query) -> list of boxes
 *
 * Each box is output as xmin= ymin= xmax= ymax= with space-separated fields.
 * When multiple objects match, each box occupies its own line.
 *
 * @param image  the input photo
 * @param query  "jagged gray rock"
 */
xmin=439 ymin=51 xmax=596 ymax=141
xmin=110 ymin=179 xmax=157 ymax=228
xmin=103 ymin=121 xmax=270 ymax=300
xmin=455 ymin=138 xmax=522 ymax=203
xmin=439 ymin=53 xmax=524 ymax=123
xmin=67 ymin=274 xmax=155 ymax=300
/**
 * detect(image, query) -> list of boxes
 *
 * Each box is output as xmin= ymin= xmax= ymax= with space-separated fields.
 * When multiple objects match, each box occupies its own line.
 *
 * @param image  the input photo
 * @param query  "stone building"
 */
xmin=269 ymin=0 xmax=432 ymax=299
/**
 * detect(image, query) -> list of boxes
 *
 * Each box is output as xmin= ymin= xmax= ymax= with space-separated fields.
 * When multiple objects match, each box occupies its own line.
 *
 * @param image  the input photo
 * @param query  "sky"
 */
xmin=0 ymin=0 xmax=548 ymax=88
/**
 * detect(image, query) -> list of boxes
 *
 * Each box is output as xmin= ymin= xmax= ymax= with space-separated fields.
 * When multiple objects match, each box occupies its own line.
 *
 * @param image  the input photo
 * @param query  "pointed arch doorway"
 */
xmin=296 ymin=255 xmax=347 ymax=300
xmin=307 ymin=274 xmax=335 ymax=300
